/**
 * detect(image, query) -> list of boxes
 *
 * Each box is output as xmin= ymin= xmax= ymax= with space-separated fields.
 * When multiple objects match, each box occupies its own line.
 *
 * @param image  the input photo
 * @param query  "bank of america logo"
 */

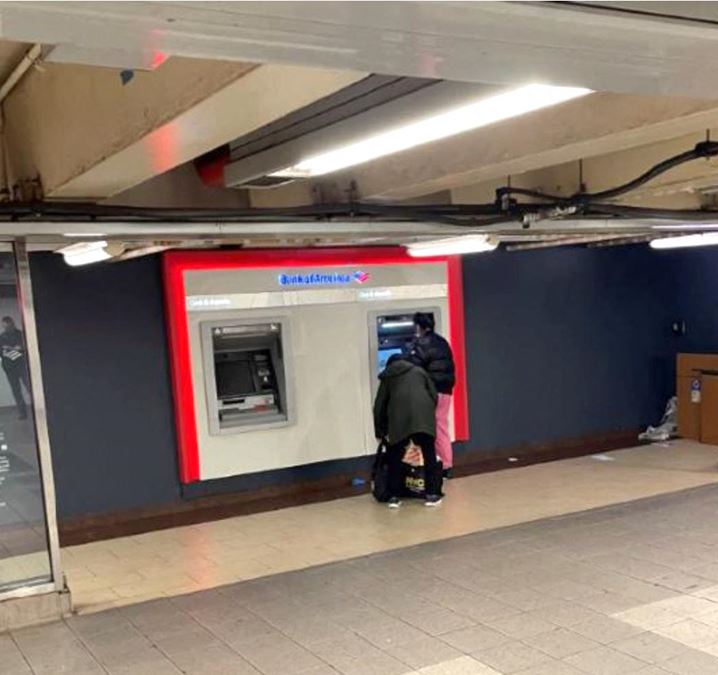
xmin=353 ymin=271 xmax=370 ymax=284
xmin=278 ymin=270 xmax=371 ymax=287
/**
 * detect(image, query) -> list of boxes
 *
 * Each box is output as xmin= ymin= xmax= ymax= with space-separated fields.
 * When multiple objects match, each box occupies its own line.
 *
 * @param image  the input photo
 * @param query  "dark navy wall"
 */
xmin=657 ymin=248 xmax=718 ymax=354
xmin=30 ymin=254 xmax=180 ymax=518
xmin=457 ymin=246 xmax=679 ymax=454
xmin=29 ymin=246 xmax=717 ymax=519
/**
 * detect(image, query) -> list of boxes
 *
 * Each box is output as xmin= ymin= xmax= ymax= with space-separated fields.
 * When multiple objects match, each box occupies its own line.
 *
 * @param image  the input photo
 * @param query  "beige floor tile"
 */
xmin=441 ymin=625 xmax=511 ymax=653
xmin=612 ymin=605 xmax=687 ymax=631
xmin=110 ymin=574 xmax=198 ymax=599
xmin=523 ymin=628 xmax=601 ymax=659
xmin=485 ymin=613 xmax=557 ymax=639
xmin=660 ymin=648 xmax=718 ymax=674
xmin=387 ymin=637 xmax=464 ymax=670
xmin=62 ymin=440 xmax=718 ymax=614
xmin=611 ymin=631 xmax=690 ymax=664
xmin=514 ymin=662 xmax=585 ymax=675
xmin=570 ymin=614 xmax=644 ymax=644
xmin=418 ymin=656 xmax=502 ymax=674
xmin=650 ymin=596 xmax=718 ymax=618
xmin=655 ymin=618 xmax=718 ymax=649
xmin=472 ymin=641 xmax=554 ymax=673
xmin=564 ymin=646 xmax=647 ymax=675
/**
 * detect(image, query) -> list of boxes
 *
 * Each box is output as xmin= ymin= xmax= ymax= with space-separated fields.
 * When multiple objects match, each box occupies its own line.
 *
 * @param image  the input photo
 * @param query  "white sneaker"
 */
xmin=387 ymin=497 xmax=402 ymax=509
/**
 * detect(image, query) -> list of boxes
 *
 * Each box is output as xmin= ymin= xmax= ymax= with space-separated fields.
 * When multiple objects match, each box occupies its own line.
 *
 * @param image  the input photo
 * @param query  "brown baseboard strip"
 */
xmin=58 ymin=429 xmax=642 ymax=547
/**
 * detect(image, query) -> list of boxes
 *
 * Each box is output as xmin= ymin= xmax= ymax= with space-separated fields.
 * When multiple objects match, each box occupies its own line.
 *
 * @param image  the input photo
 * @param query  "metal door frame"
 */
xmin=0 ymin=241 xmax=64 ymax=601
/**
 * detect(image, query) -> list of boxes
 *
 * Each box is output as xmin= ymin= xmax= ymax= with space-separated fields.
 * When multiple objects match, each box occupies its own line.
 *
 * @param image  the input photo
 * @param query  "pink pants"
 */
xmin=435 ymin=393 xmax=452 ymax=469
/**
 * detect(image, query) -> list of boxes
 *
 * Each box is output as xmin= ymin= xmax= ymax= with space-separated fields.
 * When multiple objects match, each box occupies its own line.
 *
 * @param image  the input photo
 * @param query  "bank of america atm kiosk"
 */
xmin=163 ymin=249 xmax=467 ymax=484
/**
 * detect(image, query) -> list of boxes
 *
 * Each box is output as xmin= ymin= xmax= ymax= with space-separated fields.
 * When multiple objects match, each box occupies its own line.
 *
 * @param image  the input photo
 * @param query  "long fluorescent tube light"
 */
xmin=650 ymin=232 xmax=718 ymax=250
xmin=271 ymin=84 xmax=591 ymax=178
xmin=59 ymin=240 xmax=123 ymax=266
xmin=407 ymin=235 xmax=498 ymax=257
xmin=651 ymin=224 xmax=718 ymax=231
xmin=63 ymin=232 xmax=108 ymax=238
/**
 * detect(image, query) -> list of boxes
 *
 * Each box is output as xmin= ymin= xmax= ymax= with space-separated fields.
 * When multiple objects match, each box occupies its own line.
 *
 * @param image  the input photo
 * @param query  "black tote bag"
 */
xmin=371 ymin=441 xmax=392 ymax=502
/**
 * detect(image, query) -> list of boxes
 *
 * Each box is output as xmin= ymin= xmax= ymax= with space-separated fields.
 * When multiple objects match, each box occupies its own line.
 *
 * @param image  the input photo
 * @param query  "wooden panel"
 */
xmin=701 ymin=375 xmax=718 ymax=446
xmin=678 ymin=375 xmax=702 ymax=441
xmin=677 ymin=353 xmax=718 ymax=377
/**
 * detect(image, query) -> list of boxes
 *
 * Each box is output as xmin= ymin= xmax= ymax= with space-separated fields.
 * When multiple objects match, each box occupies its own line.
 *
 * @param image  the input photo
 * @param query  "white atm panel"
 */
xmin=183 ymin=262 xmax=451 ymax=481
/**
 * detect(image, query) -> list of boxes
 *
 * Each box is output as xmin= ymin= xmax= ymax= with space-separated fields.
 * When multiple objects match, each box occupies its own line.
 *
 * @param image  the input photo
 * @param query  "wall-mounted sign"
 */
xmin=278 ymin=271 xmax=370 ymax=287
xmin=358 ymin=288 xmax=393 ymax=301
xmin=691 ymin=377 xmax=702 ymax=403
xmin=187 ymin=296 xmax=232 ymax=310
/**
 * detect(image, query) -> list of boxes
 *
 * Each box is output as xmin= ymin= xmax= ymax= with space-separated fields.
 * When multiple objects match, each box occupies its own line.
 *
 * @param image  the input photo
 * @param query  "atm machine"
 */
xmin=201 ymin=320 xmax=292 ymax=434
xmin=163 ymin=249 xmax=467 ymax=484
xmin=374 ymin=310 xmax=439 ymax=370
xmin=370 ymin=309 xmax=440 ymax=394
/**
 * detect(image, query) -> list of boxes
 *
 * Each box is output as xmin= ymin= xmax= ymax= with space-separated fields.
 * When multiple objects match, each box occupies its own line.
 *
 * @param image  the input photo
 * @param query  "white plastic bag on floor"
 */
xmin=639 ymin=396 xmax=678 ymax=442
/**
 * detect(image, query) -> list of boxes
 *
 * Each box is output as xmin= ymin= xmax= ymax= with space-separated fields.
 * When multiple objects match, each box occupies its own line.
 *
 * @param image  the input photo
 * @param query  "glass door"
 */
xmin=0 ymin=243 xmax=61 ymax=596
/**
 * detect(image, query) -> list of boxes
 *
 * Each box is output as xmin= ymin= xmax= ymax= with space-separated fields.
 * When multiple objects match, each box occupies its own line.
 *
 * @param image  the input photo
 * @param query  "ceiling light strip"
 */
xmin=272 ymin=84 xmax=591 ymax=178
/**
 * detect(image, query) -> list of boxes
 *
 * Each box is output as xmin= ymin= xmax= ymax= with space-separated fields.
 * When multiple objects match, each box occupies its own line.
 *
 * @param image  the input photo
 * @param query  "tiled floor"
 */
xmin=62 ymin=440 xmax=718 ymax=614
xmin=10 ymin=472 xmax=718 ymax=673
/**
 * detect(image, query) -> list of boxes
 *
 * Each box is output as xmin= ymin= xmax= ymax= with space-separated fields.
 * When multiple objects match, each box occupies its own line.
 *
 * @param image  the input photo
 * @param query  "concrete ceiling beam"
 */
xmin=277 ymin=93 xmax=718 ymax=204
xmin=3 ymin=2 xmax=718 ymax=96
xmin=3 ymin=60 xmax=363 ymax=199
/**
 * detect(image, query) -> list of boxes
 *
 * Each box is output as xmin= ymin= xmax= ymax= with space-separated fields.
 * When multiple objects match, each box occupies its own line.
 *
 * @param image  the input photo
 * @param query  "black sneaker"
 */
xmin=387 ymin=497 xmax=402 ymax=509
xmin=425 ymin=495 xmax=443 ymax=507
xmin=442 ymin=468 xmax=453 ymax=479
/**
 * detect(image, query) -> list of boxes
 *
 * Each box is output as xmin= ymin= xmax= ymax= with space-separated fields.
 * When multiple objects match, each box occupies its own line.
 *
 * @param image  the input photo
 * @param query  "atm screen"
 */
xmin=377 ymin=347 xmax=403 ymax=373
xmin=216 ymin=359 xmax=254 ymax=400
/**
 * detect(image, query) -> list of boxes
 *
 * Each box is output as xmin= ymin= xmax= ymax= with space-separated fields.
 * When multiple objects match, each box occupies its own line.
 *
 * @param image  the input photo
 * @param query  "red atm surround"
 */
xmin=162 ymin=247 xmax=468 ymax=484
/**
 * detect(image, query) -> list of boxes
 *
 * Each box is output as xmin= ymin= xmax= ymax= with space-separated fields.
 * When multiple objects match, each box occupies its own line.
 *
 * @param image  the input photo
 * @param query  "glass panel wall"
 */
xmin=0 ymin=249 xmax=53 ymax=593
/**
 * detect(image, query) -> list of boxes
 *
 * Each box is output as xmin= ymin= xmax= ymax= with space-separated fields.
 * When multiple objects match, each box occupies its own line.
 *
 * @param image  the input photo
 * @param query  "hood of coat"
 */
xmin=379 ymin=357 xmax=414 ymax=380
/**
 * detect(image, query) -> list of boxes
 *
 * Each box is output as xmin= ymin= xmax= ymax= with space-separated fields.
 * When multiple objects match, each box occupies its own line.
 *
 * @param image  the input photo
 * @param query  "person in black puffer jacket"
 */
xmin=405 ymin=312 xmax=456 ymax=474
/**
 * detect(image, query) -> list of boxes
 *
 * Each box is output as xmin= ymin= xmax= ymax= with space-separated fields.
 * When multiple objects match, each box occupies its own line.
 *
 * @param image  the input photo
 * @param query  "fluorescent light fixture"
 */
xmin=407 ymin=235 xmax=498 ymax=257
xmin=651 ymin=224 xmax=718 ymax=231
xmin=271 ymin=84 xmax=591 ymax=177
xmin=59 ymin=240 xmax=123 ymax=266
xmin=63 ymin=232 xmax=108 ymax=238
xmin=650 ymin=232 xmax=718 ymax=250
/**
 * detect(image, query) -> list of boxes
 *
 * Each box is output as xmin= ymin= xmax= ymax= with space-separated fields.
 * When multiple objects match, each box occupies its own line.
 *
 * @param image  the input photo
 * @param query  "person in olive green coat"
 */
xmin=373 ymin=355 xmax=442 ymax=507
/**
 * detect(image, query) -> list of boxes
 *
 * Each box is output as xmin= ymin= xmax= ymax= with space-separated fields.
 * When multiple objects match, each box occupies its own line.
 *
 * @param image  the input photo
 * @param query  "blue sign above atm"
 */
xmin=278 ymin=271 xmax=371 ymax=287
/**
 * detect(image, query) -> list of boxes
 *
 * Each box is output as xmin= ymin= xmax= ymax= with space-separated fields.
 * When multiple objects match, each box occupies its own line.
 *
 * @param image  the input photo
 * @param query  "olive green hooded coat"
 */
xmin=373 ymin=358 xmax=437 ymax=445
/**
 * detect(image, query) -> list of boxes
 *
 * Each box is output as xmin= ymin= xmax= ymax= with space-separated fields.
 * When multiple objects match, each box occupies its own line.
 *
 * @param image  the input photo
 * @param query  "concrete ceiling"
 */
xmin=0 ymin=39 xmax=29 ymax=82
xmin=0 ymin=1 xmax=718 ymax=251
xmin=2 ymin=2 xmax=718 ymax=97
xmin=585 ymin=2 xmax=718 ymax=23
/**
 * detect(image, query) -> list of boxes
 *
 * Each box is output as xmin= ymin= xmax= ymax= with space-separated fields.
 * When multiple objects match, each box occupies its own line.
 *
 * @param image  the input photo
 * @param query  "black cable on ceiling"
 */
xmin=581 ymin=203 xmax=718 ymax=221
xmin=495 ymin=140 xmax=718 ymax=205
xmin=0 ymin=200 xmax=509 ymax=224
xmin=3 ymin=139 xmax=718 ymax=227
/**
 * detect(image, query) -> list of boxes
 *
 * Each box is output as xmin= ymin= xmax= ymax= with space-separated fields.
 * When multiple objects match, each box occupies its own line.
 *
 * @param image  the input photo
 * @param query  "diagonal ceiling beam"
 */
xmin=3 ymin=59 xmax=363 ymax=199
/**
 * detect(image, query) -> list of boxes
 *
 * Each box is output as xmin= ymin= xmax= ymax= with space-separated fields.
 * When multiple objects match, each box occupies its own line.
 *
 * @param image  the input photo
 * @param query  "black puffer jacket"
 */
xmin=406 ymin=331 xmax=456 ymax=395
